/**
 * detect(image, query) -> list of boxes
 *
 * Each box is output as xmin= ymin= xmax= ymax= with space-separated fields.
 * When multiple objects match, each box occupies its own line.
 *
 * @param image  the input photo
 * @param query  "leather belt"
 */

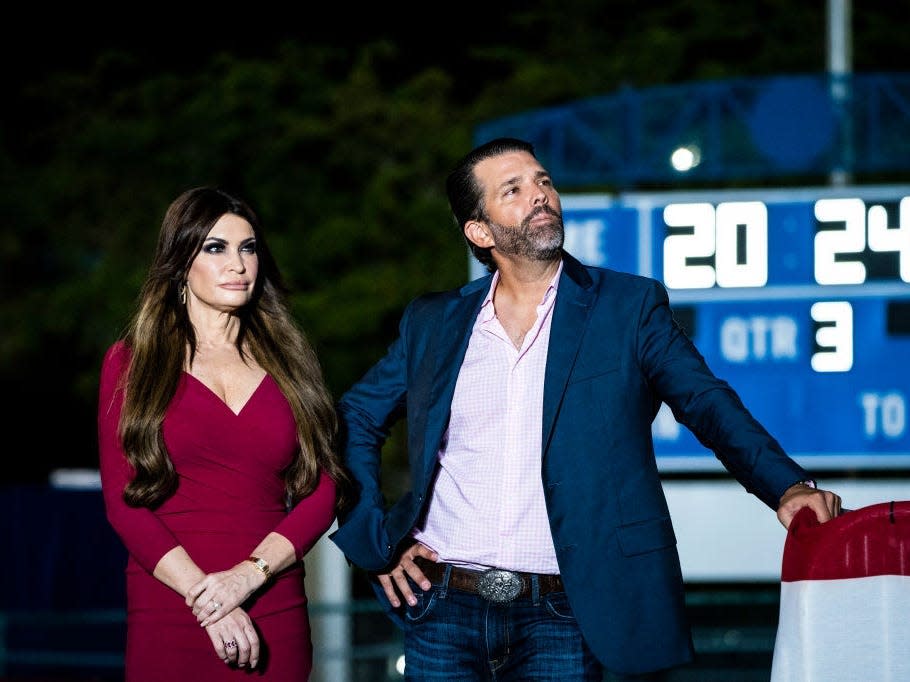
xmin=415 ymin=556 xmax=563 ymax=604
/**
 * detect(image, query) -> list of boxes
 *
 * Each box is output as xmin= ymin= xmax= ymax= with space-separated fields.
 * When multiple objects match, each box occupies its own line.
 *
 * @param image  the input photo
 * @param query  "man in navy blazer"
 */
xmin=330 ymin=137 xmax=842 ymax=680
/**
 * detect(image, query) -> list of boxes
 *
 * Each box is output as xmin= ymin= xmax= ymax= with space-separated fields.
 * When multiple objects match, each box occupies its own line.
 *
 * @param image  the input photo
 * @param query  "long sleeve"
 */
xmin=635 ymin=278 xmax=808 ymax=507
xmin=329 ymin=307 xmax=412 ymax=571
xmin=275 ymin=469 xmax=337 ymax=560
xmin=97 ymin=341 xmax=180 ymax=572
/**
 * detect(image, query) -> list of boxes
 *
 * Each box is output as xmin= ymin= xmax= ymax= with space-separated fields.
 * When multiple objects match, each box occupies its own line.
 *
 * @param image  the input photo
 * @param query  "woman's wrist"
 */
xmin=247 ymin=556 xmax=272 ymax=584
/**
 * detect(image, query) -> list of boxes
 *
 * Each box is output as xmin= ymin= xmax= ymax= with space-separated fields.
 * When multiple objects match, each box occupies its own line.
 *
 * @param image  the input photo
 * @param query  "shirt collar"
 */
xmin=478 ymin=259 xmax=564 ymax=323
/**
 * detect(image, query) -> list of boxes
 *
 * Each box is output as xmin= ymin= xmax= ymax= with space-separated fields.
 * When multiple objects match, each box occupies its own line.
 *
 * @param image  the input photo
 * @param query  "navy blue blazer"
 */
xmin=330 ymin=251 xmax=809 ymax=674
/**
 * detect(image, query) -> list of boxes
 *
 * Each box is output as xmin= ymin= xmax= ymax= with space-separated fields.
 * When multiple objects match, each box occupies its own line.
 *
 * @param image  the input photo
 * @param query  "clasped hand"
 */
xmin=186 ymin=562 xmax=260 ymax=627
xmin=186 ymin=563 xmax=264 ymax=667
xmin=203 ymin=607 xmax=260 ymax=669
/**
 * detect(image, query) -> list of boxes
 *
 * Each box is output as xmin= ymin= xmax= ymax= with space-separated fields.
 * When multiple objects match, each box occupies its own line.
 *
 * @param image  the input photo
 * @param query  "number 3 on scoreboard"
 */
xmin=810 ymin=301 xmax=853 ymax=373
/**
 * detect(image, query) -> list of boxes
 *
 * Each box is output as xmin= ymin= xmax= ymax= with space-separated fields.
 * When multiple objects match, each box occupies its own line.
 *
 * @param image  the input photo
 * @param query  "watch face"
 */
xmin=249 ymin=556 xmax=270 ymax=577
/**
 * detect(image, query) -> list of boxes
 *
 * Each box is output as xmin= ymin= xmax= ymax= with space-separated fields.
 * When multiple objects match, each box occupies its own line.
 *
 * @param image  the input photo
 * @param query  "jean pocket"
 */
xmin=404 ymin=586 xmax=440 ymax=623
xmin=544 ymin=592 xmax=576 ymax=621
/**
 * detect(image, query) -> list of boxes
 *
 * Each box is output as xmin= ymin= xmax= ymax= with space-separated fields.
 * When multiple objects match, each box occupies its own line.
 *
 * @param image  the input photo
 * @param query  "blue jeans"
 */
xmin=402 ymin=569 xmax=603 ymax=681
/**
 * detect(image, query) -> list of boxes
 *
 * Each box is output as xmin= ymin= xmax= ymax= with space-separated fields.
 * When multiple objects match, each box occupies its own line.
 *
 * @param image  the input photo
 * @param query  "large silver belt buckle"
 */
xmin=476 ymin=569 xmax=523 ymax=603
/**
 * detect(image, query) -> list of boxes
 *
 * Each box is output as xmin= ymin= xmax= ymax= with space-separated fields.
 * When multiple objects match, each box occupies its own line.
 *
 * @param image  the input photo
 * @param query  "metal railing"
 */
xmin=476 ymin=72 xmax=910 ymax=188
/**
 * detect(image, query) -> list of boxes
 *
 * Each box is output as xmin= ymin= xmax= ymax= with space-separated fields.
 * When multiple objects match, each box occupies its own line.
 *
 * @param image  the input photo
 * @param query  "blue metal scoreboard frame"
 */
xmin=474 ymin=185 xmax=910 ymax=473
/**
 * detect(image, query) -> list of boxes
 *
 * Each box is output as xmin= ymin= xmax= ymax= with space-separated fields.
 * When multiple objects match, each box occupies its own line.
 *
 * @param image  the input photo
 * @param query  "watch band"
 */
xmin=247 ymin=556 xmax=272 ymax=581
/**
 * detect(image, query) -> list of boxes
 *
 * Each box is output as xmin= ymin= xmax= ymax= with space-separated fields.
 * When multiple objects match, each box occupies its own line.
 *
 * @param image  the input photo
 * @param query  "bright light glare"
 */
xmin=396 ymin=654 xmax=406 ymax=675
xmin=671 ymin=145 xmax=701 ymax=172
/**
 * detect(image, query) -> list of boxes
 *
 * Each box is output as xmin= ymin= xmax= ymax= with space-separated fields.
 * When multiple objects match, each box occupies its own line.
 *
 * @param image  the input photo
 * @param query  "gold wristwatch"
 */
xmin=247 ymin=556 xmax=272 ymax=581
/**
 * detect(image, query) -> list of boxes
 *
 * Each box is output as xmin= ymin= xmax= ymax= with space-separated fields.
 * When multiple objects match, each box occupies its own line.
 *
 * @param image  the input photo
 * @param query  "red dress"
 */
xmin=98 ymin=341 xmax=337 ymax=681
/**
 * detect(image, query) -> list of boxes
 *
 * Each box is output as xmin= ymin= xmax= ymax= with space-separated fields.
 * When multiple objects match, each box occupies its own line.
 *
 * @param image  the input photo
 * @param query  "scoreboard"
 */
xmin=472 ymin=185 xmax=910 ymax=473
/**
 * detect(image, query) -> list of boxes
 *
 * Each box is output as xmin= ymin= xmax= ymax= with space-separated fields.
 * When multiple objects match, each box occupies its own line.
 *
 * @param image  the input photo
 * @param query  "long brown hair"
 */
xmin=116 ymin=186 xmax=352 ymax=513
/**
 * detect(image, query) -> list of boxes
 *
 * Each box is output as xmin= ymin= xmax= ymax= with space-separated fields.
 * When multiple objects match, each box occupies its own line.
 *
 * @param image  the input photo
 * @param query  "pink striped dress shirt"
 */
xmin=411 ymin=262 xmax=563 ymax=574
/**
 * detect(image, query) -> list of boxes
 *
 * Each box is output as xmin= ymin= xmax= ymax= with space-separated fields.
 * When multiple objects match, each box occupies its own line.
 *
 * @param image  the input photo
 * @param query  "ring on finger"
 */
xmin=211 ymin=600 xmax=222 ymax=611
xmin=224 ymin=640 xmax=237 ymax=649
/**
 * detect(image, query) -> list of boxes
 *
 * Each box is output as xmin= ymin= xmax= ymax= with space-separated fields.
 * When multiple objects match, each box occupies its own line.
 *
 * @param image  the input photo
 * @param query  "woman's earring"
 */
xmin=178 ymin=284 xmax=187 ymax=305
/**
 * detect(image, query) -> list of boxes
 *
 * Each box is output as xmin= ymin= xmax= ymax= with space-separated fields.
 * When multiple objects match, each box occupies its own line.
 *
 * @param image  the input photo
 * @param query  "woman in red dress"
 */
xmin=98 ymin=187 xmax=353 ymax=680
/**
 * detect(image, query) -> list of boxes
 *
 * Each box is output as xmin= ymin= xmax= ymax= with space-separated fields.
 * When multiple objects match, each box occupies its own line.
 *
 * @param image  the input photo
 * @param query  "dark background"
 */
xmin=2 ymin=1 xmax=907 ymax=484
xmin=1 ymin=4 xmax=907 ymax=680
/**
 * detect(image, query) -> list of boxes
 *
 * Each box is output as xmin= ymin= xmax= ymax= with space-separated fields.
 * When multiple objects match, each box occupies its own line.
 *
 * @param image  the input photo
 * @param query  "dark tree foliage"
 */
xmin=1 ymin=1 xmax=905 ymax=483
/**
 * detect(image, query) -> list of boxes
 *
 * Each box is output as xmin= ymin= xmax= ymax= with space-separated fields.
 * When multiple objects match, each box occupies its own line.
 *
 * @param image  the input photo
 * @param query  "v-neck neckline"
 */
xmin=182 ymin=371 xmax=268 ymax=417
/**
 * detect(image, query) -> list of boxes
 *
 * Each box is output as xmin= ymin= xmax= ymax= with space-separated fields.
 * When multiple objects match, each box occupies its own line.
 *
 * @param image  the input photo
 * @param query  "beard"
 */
xmin=486 ymin=205 xmax=564 ymax=262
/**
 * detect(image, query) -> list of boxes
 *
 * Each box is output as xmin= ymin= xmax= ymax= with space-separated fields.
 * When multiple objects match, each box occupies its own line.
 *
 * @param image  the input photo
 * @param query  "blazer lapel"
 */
xmin=542 ymin=253 xmax=596 ymax=454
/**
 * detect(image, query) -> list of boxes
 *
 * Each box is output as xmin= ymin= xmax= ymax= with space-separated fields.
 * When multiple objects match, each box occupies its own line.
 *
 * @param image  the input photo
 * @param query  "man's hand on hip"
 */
xmin=377 ymin=542 xmax=439 ymax=608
